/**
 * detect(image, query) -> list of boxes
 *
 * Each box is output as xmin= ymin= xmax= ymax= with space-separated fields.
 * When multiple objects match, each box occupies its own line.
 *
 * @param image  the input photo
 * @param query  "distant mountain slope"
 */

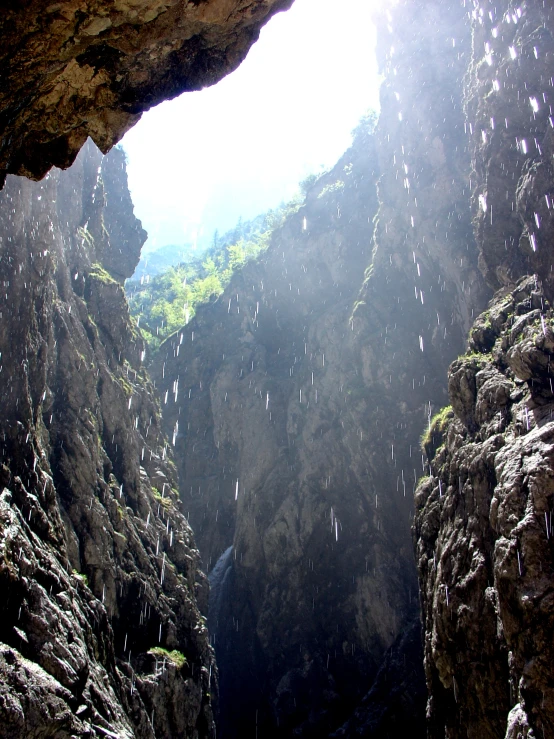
xmin=133 ymin=243 xmax=197 ymax=279
xmin=126 ymin=203 xmax=301 ymax=350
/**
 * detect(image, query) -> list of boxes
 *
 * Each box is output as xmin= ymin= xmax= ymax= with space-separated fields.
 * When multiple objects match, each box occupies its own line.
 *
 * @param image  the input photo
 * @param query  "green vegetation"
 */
xmin=126 ymin=202 xmax=300 ymax=352
xmin=420 ymin=405 xmax=453 ymax=454
xmin=78 ymin=226 xmax=95 ymax=250
xmin=433 ymin=405 xmax=453 ymax=430
xmin=299 ymin=173 xmax=319 ymax=194
xmin=482 ymin=312 xmax=492 ymax=329
xmin=89 ymin=262 xmax=117 ymax=285
xmin=317 ymin=180 xmax=345 ymax=199
xmin=152 ymin=488 xmax=172 ymax=509
xmin=126 ymin=109 xmax=379 ymax=354
xmin=351 ymin=109 xmax=378 ymax=142
xmin=415 ymin=474 xmax=433 ymax=489
xmin=118 ymin=375 xmax=133 ymax=397
xmin=72 ymin=569 xmax=89 ymax=586
xmin=460 ymin=351 xmax=494 ymax=362
xmin=148 ymin=647 xmax=187 ymax=669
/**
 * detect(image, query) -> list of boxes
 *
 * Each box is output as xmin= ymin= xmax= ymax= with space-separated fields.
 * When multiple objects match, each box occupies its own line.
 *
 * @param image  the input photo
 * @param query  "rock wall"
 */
xmin=0 ymin=0 xmax=293 ymax=186
xmin=0 ymin=142 xmax=216 ymax=738
xmin=413 ymin=1 xmax=554 ymax=736
xmin=416 ymin=277 xmax=554 ymax=738
xmin=152 ymin=0 xmax=490 ymax=726
xmin=155 ymin=130 xmax=419 ymax=738
xmin=3 ymin=0 xmax=554 ymax=736
xmin=465 ymin=0 xmax=554 ymax=299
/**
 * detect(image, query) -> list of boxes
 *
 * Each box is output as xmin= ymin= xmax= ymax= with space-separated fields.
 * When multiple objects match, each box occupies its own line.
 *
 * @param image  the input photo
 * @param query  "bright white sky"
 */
xmin=121 ymin=0 xmax=381 ymax=253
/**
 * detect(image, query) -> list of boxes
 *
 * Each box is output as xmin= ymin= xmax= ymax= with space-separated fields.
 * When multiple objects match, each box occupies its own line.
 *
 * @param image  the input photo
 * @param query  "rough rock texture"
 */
xmin=465 ymin=0 xmax=554 ymax=299
xmin=0 ymin=0 xmax=292 ymax=186
xmin=152 ymin=3 xmax=489 ymax=724
xmin=416 ymin=277 xmax=554 ymax=738
xmin=411 ymin=1 xmax=554 ymax=736
xmin=4 ymin=0 xmax=554 ymax=736
xmin=155 ymin=130 xmax=425 ymax=738
xmin=0 ymin=141 xmax=216 ymax=738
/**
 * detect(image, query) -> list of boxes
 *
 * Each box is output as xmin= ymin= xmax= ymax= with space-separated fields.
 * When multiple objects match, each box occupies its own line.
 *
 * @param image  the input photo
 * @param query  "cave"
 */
xmin=1 ymin=1 xmax=554 ymax=738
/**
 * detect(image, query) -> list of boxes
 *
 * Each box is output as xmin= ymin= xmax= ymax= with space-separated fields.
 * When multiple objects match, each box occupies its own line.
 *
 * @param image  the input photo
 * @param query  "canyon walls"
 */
xmin=415 ymin=1 xmax=554 ymax=736
xmin=153 ymin=2 xmax=490 ymax=735
xmin=154 ymin=128 xmax=431 ymax=738
xmin=2 ymin=0 xmax=554 ymax=737
xmin=0 ymin=143 xmax=215 ymax=738
xmin=416 ymin=276 xmax=554 ymax=738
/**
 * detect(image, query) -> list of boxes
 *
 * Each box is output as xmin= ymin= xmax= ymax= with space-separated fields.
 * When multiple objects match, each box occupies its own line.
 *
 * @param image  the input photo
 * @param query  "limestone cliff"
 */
xmin=0 ymin=142 xmax=215 ymax=738
xmin=465 ymin=0 xmax=554 ymax=299
xmin=0 ymin=0 xmax=292 ymax=186
xmin=412 ymin=0 xmax=554 ymax=736
xmin=155 ymin=129 xmax=413 ymax=738
xmin=153 ymin=2 xmax=554 ymax=738
xmin=416 ymin=277 xmax=554 ymax=738
xmin=3 ymin=0 xmax=554 ymax=736
xmin=152 ymin=5 xmax=488 ymax=723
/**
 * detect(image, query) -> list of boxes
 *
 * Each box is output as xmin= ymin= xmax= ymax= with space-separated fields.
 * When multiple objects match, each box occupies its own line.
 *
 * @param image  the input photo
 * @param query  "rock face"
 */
xmin=155 ymin=129 xmax=421 ymax=738
xmin=412 ymin=1 xmax=554 ymax=736
xmin=465 ymin=0 xmax=554 ymax=299
xmin=0 ymin=0 xmax=292 ymax=186
xmin=151 ymin=0 xmax=554 ymax=736
xmin=416 ymin=277 xmax=554 ymax=738
xmin=3 ymin=0 xmax=554 ymax=736
xmin=152 ymin=1 xmax=489 ymax=722
xmin=0 ymin=142 xmax=216 ymax=738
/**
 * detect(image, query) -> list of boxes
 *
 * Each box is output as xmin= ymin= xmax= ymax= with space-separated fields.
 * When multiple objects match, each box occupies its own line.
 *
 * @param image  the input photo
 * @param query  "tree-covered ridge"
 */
xmin=125 ymin=109 xmax=378 ymax=355
xmin=125 ymin=200 xmax=300 ymax=351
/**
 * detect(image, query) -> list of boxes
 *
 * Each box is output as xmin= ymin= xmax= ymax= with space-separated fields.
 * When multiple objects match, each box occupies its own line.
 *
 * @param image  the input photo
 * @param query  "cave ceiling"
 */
xmin=0 ymin=0 xmax=293 ymax=186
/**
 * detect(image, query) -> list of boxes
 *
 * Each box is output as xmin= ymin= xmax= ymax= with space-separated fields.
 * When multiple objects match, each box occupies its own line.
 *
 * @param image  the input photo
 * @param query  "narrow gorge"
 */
xmin=0 ymin=1 xmax=554 ymax=738
xmin=0 ymin=141 xmax=216 ymax=737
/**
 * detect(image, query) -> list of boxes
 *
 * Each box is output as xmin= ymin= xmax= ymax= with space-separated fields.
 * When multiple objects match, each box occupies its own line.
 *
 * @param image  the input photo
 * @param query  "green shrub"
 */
xmin=126 ymin=204 xmax=297 ymax=352
xmin=89 ymin=262 xmax=117 ymax=285
xmin=148 ymin=647 xmax=187 ymax=669
xmin=420 ymin=405 xmax=453 ymax=457
xmin=72 ymin=569 xmax=89 ymax=587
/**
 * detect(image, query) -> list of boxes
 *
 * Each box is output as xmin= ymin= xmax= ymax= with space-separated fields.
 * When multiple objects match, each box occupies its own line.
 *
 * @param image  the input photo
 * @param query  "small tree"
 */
xmin=299 ymin=173 xmax=318 ymax=195
xmin=351 ymin=109 xmax=379 ymax=143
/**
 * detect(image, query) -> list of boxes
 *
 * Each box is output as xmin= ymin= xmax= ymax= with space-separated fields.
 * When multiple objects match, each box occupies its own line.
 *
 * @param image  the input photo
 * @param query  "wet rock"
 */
xmin=0 ymin=141 xmax=216 ymax=737
xmin=152 ymin=0 xmax=491 ymax=725
xmin=0 ymin=0 xmax=293 ymax=186
xmin=416 ymin=277 xmax=554 ymax=737
xmin=3 ymin=0 xmax=554 ymax=736
xmin=155 ymin=130 xmax=422 ymax=739
xmin=466 ymin=0 xmax=554 ymax=299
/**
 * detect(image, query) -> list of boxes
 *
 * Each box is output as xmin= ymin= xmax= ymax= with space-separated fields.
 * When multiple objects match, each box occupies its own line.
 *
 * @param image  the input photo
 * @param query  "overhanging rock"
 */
xmin=0 ymin=0 xmax=293 ymax=186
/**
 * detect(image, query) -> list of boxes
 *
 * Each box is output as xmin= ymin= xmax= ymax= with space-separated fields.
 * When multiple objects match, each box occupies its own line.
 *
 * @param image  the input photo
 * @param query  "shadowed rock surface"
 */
xmin=416 ymin=277 xmax=554 ymax=738
xmin=2 ymin=0 xmax=554 ymax=736
xmin=155 ymin=129 xmax=421 ymax=738
xmin=329 ymin=621 xmax=427 ymax=739
xmin=0 ymin=0 xmax=293 ymax=186
xmin=0 ymin=141 xmax=216 ymax=738
xmin=413 ymin=1 xmax=554 ymax=736
xmin=152 ymin=1 xmax=489 ymax=727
